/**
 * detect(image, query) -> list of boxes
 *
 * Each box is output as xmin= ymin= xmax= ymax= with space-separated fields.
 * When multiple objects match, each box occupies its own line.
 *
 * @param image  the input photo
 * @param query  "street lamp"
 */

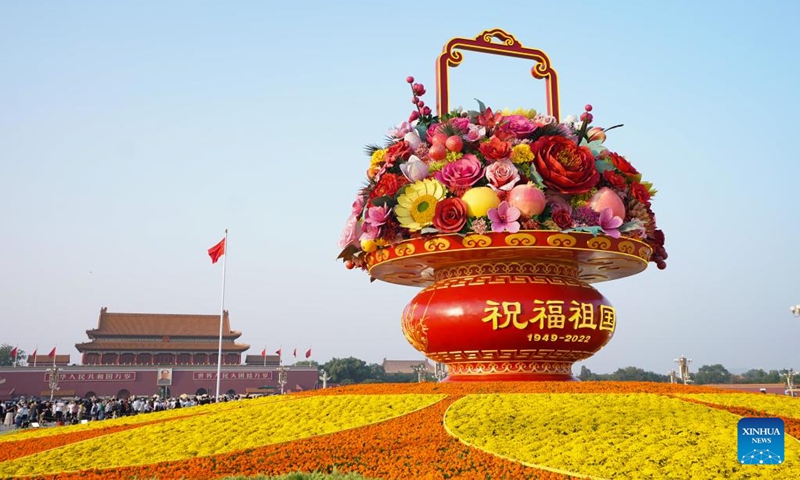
xmin=412 ymin=363 xmax=427 ymax=383
xmin=319 ymin=369 xmax=330 ymax=389
xmin=434 ymin=362 xmax=447 ymax=382
xmin=791 ymin=305 xmax=800 ymax=317
xmin=47 ymin=365 xmax=61 ymax=401
xmin=667 ymin=370 xmax=678 ymax=384
xmin=673 ymin=355 xmax=692 ymax=385
xmin=277 ymin=365 xmax=287 ymax=394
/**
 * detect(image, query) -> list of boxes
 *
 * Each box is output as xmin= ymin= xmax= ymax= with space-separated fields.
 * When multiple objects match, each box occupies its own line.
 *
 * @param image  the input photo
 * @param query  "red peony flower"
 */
xmin=631 ymin=182 xmax=651 ymax=204
xmin=478 ymin=136 xmax=512 ymax=161
xmin=369 ymin=173 xmax=408 ymax=201
xmin=607 ymin=152 xmax=639 ymax=176
xmin=551 ymin=208 xmax=573 ymax=229
xmin=384 ymin=140 xmax=413 ymax=165
xmin=530 ymin=136 xmax=599 ymax=194
xmin=603 ymin=169 xmax=628 ymax=190
xmin=432 ymin=197 xmax=468 ymax=233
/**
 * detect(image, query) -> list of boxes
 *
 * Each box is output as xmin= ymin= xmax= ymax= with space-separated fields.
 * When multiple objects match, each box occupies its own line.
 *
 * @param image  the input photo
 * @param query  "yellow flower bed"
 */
xmin=676 ymin=393 xmax=800 ymax=419
xmin=0 ymin=394 xmax=444 ymax=477
xmin=0 ymin=397 xmax=278 ymax=443
xmin=444 ymin=393 xmax=800 ymax=479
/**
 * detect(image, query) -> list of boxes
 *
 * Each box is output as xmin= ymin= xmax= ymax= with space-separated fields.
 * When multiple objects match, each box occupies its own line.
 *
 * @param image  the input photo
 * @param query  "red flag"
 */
xmin=305 ymin=348 xmax=312 ymax=359
xmin=275 ymin=347 xmax=282 ymax=356
xmin=31 ymin=348 xmax=37 ymax=359
xmin=9 ymin=346 xmax=17 ymax=358
xmin=293 ymin=347 xmax=297 ymax=358
xmin=261 ymin=348 xmax=266 ymax=358
xmin=48 ymin=347 xmax=56 ymax=358
xmin=208 ymin=238 xmax=226 ymax=264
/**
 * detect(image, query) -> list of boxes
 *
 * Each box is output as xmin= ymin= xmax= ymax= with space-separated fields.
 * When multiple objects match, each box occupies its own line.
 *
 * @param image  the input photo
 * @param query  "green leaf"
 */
xmin=595 ymin=159 xmax=615 ymax=173
xmin=474 ymin=98 xmax=487 ymax=113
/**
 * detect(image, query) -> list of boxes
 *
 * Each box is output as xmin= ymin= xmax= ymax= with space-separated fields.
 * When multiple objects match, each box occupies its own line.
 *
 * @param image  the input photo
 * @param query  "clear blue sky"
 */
xmin=2 ymin=1 xmax=800 ymax=374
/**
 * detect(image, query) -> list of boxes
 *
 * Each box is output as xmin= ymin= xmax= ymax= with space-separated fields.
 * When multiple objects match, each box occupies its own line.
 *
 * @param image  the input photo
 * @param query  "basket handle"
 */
xmin=435 ymin=29 xmax=560 ymax=121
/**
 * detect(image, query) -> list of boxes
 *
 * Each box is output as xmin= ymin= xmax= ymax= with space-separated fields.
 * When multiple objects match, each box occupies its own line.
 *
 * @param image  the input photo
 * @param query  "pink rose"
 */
xmin=465 ymin=124 xmax=486 ymax=143
xmin=338 ymin=214 xmax=362 ymax=248
xmin=496 ymin=115 xmax=537 ymax=139
xmin=485 ymin=159 xmax=520 ymax=192
xmin=434 ymin=154 xmax=484 ymax=190
xmin=364 ymin=205 xmax=392 ymax=227
xmin=449 ymin=117 xmax=470 ymax=134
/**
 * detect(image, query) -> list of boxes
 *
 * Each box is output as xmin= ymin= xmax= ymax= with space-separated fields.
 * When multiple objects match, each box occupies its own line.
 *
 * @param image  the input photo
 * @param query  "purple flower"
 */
xmin=400 ymin=155 xmax=429 ymax=182
xmin=487 ymin=201 xmax=521 ymax=233
xmin=598 ymin=207 xmax=623 ymax=238
xmin=435 ymin=154 xmax=484 ymax=189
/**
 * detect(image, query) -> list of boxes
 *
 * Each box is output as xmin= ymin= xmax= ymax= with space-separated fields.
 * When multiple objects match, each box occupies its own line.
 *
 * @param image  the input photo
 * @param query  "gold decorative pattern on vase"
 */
xmin=504 ymin=233 xmax=537 ymax=246
xmin=400 ymin=303 xmax=429 ymax=352
xmin=427 ymin=349 xmax=594 ymax=363
xmin=462 ymin=234 xmax=492 ymax=248
xmin=395 ymin=243 xmax=416 ymax=257
xmin=446 ymin=361 xmax=574 ymax=375
xmin=435 ymin=261 xmax=580 ymax=281
xmin=374 ymin=249 xmax=390 ymax=262
xmin=617 ymin=240 xmax=636 ymax=254
xmin=424 ymin=237 xmax=451 ymax=252
xmin=546 ymin=233 xmax=576 ymax=247
xmin=638 ymin=246 xmax=652 ymax=261
xmin=587 ymin=236 xmax=612 ymax=250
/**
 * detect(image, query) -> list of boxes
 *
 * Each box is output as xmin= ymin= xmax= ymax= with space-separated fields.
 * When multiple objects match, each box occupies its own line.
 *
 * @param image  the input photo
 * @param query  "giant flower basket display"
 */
xmin=339 ymin=29 xmax=667 ymax=381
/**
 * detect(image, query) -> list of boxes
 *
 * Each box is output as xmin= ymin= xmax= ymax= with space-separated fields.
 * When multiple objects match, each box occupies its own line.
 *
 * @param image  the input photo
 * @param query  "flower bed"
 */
xmin=444 ymin=393 xmax=798 ymax=479
xmin=0 ymin=395 xmax=443 ymax=477
xmin=1 ymin=383 xmax=797 ymax=480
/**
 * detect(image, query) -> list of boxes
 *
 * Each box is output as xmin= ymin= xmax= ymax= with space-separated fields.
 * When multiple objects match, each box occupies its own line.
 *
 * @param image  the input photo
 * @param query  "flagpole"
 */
xmin=215 ymin=229 xmax=229 ymax=403
xmin=33 ymin=346 xmax=38 ymax=367
xmin=53 ymin=345 xmax=57 ymax=367
xmin=13 ymin=344 xmax=18 ymax=368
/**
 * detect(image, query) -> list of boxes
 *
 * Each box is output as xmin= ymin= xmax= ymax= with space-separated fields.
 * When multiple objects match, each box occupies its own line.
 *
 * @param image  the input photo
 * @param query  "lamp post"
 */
xmin=667 ymin=370 xmax=678 ymax=384
xmin=47 ymin=365 xmax=61 ymax=401
xmin=277 ymin=365 xmax=287 ymax=395
xmin=782 ymin=369 xmax=796 ymax=395
xmin=674 ymin=355 xmax=692 ymax=385
xmin=434 ymin=362 xmax=447 ymax=382
xmin=319 ymin=369 xmax=330 ymax=389
xmin=412 ymin=363 xmax=427 ymax=383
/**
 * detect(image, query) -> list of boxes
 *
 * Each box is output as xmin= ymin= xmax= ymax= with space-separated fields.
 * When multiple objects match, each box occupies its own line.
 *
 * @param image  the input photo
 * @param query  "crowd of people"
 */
xmin=1 ymin=394 xmax=232 ymax=430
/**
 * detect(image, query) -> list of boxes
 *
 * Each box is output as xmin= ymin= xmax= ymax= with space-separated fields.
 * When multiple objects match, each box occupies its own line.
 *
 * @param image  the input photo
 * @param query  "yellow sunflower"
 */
xmin=394 ymin=179 xmax=448 ymax=231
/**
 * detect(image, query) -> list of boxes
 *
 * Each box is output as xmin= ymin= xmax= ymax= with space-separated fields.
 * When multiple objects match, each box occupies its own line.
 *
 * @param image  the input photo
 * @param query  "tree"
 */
xmin=608 ymin=366 xmax=669 ymax=382
xmin=321 ymin=357 xmax=374 ymax=385
xmin=0 ymin=344 xmax=25 ymax=366
xmin=692 ymin=364 xmax=732 ymax=385
xmin=578 ymin=366 xmax=601 ymax=381
xmin=292 ymin=360 xmax=319 ymax=368
xmin=736 ymin=369 xmax=781 ymax=384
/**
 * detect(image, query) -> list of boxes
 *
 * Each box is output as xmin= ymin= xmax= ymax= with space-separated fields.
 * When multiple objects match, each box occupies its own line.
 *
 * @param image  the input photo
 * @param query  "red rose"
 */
xmin=530 ymin=136 xmax=599 ymax=194
xmin=603 ymin=169 xmax=628 ymax=190
xmin=369 ymin=173 xmax=408 ymax=201
xmin=608 ymin=152 xmax=639 ymax=176
xmin=478 ymin=136 xmax=512 ymax=161
xmin=384 ymin=140 xmax=412 ymax=165
xmin=432 ymin=197 xmax=468 ymax=233
xmin=631 ymin=182 xmax=651 ymax=204
xmin=551 ymin=208 xmax=573 ymax=229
